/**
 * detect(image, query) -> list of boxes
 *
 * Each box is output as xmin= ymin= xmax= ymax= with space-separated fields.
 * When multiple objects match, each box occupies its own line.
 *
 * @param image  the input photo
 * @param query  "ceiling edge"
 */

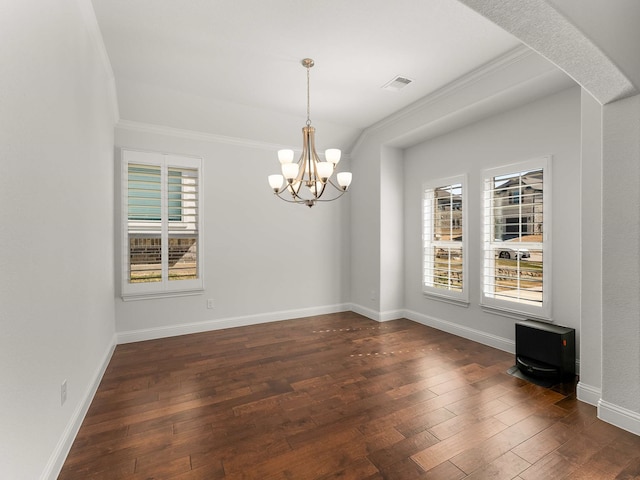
xmin=74 ymin=0 xmax=120 ymax=122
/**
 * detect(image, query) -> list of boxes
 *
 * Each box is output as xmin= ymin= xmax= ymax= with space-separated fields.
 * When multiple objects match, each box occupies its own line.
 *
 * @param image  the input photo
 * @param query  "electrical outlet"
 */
xmin=207 ymin=299 xmax=214 ymax=309
xmin=61 ymin=380 xmax=67 ymax=406
xmin=370 ymin=289 xmax=376 ymax=301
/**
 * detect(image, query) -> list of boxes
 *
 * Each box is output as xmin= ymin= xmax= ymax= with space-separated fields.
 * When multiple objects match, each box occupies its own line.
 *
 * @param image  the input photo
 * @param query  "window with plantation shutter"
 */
xmin=482 ymin=157 xmax=550 ymax=318
xmin=422 ymin=175 xmax=468 ymax=304
xmin=122 ymin=149 xmax=203 ymax=300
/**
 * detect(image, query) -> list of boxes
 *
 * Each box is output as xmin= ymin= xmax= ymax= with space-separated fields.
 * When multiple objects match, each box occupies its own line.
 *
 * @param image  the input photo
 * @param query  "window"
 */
xmin=122 ymin=149 xmax=203 ymax=300
xmin=423 ymin=176 xmax=467 ymax=304
xmin=482 ymin=157 xmax=550 ymax=318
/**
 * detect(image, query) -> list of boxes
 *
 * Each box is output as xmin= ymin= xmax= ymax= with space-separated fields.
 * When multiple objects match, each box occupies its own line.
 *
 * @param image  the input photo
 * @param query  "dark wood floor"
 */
xmin=59 ymin=312 xmax=640 ymax=479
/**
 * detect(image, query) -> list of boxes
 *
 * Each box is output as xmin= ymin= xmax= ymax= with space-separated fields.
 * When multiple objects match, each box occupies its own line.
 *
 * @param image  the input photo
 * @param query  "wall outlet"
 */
xmin=370 ymin=289 xmax=377 ymax=301
xmin=61 ymin=380 xmax=67 ymax=406
xmin=207 ymin=299 xmax=214 ymax=309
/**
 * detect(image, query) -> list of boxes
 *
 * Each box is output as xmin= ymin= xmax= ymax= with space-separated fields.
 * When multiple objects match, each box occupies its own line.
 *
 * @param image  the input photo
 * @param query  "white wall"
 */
xmin=403 ymin=86 xmax=581 ymax=343
xmin=114 ymin=125 xmax=351 ymax=341
xmin=577 ymin=90 xmax=603 ymax=405
xmin=349 ymin=138 xmax=382 ymax=317
xmin=0 ymin=1 xmax=117 ymax=479
xmin=600 ymin=94 xmax=640 ymax=431
xmin=379 ymin=146 xmax=405 ymax=318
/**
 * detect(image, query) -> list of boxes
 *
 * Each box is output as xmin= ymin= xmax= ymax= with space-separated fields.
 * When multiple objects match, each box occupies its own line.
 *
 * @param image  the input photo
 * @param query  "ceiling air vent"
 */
xmin=382 ymin=75 xmax=413 ymax=91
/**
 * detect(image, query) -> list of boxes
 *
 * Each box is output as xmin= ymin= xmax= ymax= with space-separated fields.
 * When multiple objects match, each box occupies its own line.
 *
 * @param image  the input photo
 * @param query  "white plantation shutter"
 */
xmin=128 ymin=164 xmax=162 ymax=283
xmin=422 ymin=176 xmax=467 ymax=304
xmin=122 ymin=150 xmax=203 ymax=300
xmin=167 ymin=166 xmax=199 ymax=282
xmin=482 ymin=157 xmax=550 ymax=318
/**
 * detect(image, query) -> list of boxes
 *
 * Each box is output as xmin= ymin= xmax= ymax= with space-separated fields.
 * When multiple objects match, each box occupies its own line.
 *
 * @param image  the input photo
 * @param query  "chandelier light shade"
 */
xmin=268 ymin=58 xmax=352 ymax=207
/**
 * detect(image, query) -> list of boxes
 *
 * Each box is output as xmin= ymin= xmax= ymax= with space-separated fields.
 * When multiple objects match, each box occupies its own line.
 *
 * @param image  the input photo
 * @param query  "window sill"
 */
xmin=480 ymin=302 xmax=552 ymax=322
xmin=423 ymin=291 xmax=470 ymax=308
xmin=121 ymin=288 xmax=204 ymax=302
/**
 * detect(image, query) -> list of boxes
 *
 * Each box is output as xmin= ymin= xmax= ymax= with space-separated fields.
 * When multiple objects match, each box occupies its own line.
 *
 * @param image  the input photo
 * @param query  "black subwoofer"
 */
xmin=515 ymin=320 xmax=575 ymax=381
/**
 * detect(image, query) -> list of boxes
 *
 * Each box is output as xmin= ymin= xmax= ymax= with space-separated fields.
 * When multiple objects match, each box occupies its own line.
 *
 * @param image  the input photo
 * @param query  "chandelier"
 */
xmin=267 ymin=58 xmax=352 ymax=208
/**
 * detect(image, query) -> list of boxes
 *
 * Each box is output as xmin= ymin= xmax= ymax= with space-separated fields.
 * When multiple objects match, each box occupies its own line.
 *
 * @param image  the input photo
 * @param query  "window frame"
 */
xmin=422 ymin=174 xmax=469 ymax=305
xmin=121 ymin=149 xmax=204 ymax=301
xmin=481 ymin=157 xmax=551 ymax=320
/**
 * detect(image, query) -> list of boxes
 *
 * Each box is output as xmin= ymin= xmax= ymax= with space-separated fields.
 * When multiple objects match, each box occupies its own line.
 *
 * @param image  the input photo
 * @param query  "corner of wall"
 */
xmin=74 ymin=0 xmax=120 ymax=122
xmin=576 ymin=382 xmax=601 ymax=407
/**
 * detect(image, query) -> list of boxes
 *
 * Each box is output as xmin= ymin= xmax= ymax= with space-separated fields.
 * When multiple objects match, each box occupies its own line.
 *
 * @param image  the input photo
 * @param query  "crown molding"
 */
xmin=74 ymin=0 xmax=120 ymax=122
xmin=116 ymin=119 xmax=287 ymax=151
xmin=116 ymin=119 xmax=353 ymax=159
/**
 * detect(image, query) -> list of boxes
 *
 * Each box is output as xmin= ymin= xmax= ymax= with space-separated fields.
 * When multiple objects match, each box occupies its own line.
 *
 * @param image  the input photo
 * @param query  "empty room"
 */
xmin=2 ymin=1 xmax=640 ymax=479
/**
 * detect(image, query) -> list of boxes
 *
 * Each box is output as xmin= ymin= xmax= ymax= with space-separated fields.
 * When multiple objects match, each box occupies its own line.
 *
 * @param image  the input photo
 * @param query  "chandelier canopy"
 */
xmin=268 ymin=58 xmax=352 ymax=208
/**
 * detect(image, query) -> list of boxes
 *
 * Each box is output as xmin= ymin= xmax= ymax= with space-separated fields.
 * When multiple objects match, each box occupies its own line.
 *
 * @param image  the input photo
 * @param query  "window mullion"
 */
xmin=518 ymin=174 xmax=523 ymax=240
xmin=160 ymin=160 xmax=169 ymax=285
xmin=424 ymin=190 xmax=435 ymax=287
xmin=485 ymin=178 xmax=495 ymax=297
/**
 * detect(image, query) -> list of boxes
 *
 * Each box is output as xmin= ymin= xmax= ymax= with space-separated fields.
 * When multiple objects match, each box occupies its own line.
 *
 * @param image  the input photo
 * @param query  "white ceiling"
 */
xmin=91 ymin=0 xmax=528 ymax=150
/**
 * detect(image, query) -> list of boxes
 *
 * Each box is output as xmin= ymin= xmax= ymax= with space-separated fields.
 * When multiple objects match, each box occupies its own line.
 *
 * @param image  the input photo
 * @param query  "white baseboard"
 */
xmin=598 ymin=400 xmax=640 ymax=436
xmin=117 ymin=303 xmax=351 ymax=344
xmin=42 ymin=334 xmax=117 ymax=480
xmin=349 ymin=304 xmax=403 ymax=322
xmin=577 ymin=382 xmax=601 ymax=406
xmin=349 ymin=303 xmax=382 ymax=321
xmin=350 ymin=305 xmax=514 ymax=353
xmin=379 ymin=309 xmax=404 ymax=322
xmin=404 ymin=309 xmax=515 ymax=354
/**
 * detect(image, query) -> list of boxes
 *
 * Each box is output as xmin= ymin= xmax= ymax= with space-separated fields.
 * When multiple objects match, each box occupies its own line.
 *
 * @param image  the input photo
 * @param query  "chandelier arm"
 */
xmin=273 ymin=186 xmax=346 ymax=204
xmin=287 ymin=183 xmax=304 ymax=201
xmin=274 ymin=193 xmax=309 ymax=204
xmin=311 ymin=190 xmax=347 ymax=203
xmin=298 ymin=127 xmax=311 ymax=186
xmin=310 ymin=136 xmax=321 ymax=179
xmin=274 ymin=191 xmax=318 ymax=207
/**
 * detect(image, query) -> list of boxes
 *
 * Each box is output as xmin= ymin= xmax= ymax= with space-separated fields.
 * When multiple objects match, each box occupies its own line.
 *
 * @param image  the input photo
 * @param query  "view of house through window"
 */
xmin=122 ymin=150 xmax=202 ymax=299
xmin=423 ymin=178 xmax=466 ymax=301
xmin=483 ymin=161 xmax=547 ymax=314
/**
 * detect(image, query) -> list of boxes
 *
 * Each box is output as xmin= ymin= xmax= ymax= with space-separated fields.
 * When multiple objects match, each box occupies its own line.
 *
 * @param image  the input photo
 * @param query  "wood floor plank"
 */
xmin=367 ymin=429 xmax=440 ymax=470
xmin=58 ymin=313 xmax=640 ymax=479
xmin=519 ymin=451 xmax=579 ymax=480
xmin=410 ymin=417 xmax=510 ymax=472
xmin=464 ymin=451 xmax=530 ymax=479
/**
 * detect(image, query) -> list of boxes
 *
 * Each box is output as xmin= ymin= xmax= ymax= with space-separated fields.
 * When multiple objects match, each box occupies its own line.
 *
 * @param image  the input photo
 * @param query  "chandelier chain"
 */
xmin=306 ymin=63 xmax=311 ymax=126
